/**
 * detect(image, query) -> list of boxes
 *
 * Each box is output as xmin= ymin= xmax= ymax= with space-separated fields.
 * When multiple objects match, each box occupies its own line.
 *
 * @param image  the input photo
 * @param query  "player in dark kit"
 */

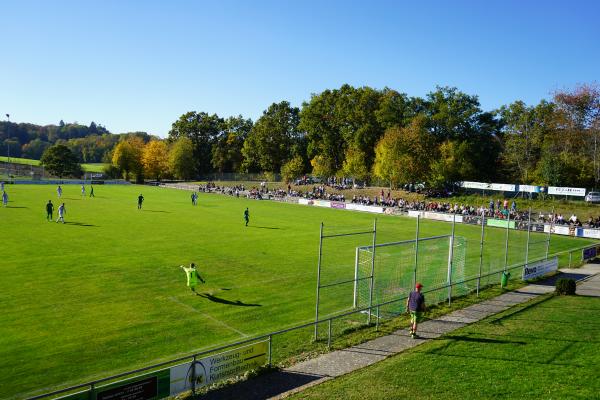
xmin=46 ymin=200 xmax=54 ymax=221
xmin=137 ymin=194 xmax=144 ymax=210
xmin=244 ymin=207 xmax=249 ymax=226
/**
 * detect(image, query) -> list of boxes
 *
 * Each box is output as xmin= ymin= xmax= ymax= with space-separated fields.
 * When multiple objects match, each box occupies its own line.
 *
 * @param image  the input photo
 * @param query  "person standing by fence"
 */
xmin=406 ymin=283 xmax=426 ymax=339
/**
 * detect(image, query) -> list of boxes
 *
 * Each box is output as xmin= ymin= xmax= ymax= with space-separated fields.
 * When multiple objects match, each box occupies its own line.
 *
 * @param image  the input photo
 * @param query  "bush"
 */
xmin=555 ymin=278 xmax=576 ymax=295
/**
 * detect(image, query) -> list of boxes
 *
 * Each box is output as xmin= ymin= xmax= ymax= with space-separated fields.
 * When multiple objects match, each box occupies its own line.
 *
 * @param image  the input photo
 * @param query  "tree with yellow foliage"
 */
xmin=142 ymin=140 xmax=169 ymax=181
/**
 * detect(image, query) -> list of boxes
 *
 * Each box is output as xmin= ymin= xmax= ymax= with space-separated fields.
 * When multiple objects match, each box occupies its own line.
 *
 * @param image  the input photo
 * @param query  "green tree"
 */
xmin=169 ymin=137 xmax=196 ymax=180
xmin=310 ymin=154 xmax=335 ymax=178
xmin=21 ymin=138 xmax=51 ymax=159
xmin=169 ymin=112 xmax=223 ymax=174
xmin=498 ymin=100 xmax=554 ymax=183
xmin=300 ymin=84 xmax=384 ymax=176
xmin=341 ymin=147 xmax=369 ymax=182
xmin=372 ymin=115 xmax=435 ymax=188
xmin=242 ymin=101 xmax=300 ymax=173
xmin=211 ymin=116 xmax=253 ymax=172
xmin=281 ymin=156 xmax=305 ymax=183
xmin=40 ymin=144 xmax=82 ymax=178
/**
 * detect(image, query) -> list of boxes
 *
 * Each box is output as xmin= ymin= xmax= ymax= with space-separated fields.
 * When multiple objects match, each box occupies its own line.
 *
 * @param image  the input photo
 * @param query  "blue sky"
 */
xmin=1 ymin=0 xmax=598 ymax=137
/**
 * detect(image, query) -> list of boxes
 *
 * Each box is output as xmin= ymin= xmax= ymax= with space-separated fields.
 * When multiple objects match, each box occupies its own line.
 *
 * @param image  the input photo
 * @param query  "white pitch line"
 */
xmin=168 ymin=296 xmax=248 ymax=337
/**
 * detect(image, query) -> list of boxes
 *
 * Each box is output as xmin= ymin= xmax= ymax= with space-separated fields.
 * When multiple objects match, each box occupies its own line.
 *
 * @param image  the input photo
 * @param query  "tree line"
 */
xmin=7 ymin=83 xmax=600 ymax=188
xmin=0 ymin=119 xmax=154 ymax=163
xmin=163 ymin=83 xmax=600 ymax=188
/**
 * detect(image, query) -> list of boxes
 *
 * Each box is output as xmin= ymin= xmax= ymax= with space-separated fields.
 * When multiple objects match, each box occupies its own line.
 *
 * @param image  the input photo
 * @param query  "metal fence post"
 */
xmin=376 ymin=306 xmax=380 ymax=331
xmin=327 ymin=319 xmax=332 ymax=349
xmin=367 ymin=219 xmax=378 ymax=325
xmin=89 ymin=383 xmax=95 ymax=400
xmin=503 ymin=211 xmax=511 ymax=272
xmin=569 ymin=251 xmax=572 ymax=267
xmin=525 ymin=207 xmax=532 ymax=267
xmin=314 ymin=223 xmax=324 ymax=340
xmin=477 ymin=212 xmax=485 ymax=296
xmin=447 ymin=214 xmax=456 ymax=305
xmin=545 ymin=207 xmax=554 ymax=260
xmin=414 ymin=215 xmax=420 ymax=288
xmin=191 ymin=355 xmax=196 ymax=395
xmin=268 ymin=335 xmax=272 ymax=366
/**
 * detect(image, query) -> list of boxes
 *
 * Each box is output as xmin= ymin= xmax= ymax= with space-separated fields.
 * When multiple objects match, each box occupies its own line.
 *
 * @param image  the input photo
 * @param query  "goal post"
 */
xmin=353 ymin=234 xmax=467 ymax=313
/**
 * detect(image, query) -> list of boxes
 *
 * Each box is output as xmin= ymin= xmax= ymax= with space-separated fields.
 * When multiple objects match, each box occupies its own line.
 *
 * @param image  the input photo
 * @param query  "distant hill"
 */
xmin=0 ymin=120 xmax=153 ymax=163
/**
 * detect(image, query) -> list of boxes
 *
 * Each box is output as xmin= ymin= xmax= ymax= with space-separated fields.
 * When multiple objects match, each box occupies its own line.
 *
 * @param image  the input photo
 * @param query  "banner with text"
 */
xmin=548 ymin=186 xmax=586 ymax=197
xmin=522 ymin=257 xmax=558 ymax=280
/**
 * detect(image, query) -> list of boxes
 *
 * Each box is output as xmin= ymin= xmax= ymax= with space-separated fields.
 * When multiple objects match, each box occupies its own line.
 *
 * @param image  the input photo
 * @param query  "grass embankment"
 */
xmin=0 ymin=156 xmax=107 ymax=173
xmin=0 ymin=185 xmax=593 ymax=399
xmin=291 ymin=294 xmax=600 ymax=399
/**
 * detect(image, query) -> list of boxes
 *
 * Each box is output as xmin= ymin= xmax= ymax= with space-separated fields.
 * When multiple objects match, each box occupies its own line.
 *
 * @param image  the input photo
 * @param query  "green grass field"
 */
xmin=0 ymin=185 xmax=595 ymax=399
xmin=290 ymin=294 xmax=600 ymax=399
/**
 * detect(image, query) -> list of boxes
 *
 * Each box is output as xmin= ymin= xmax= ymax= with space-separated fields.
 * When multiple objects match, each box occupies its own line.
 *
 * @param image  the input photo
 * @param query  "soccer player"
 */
xmin=406 ymin=283 xmax=426 ymax=339
xmin=56 ymin=203 xmax=66 ymax=223
xmin=81 ymin=185 xmax=85 ymax=197
xmin=244 ymin=207 xmax=249 ymax=226
xmin=2 ymin=191 xmax=7 ymax=207
xmin=0 ymin=181 xmax=4 ymax=191
xmin=137 ymin=194 xmax=144 ymax=209
xmin=46 ymin=200 xmax=54 ymax=221
xmin=180 ymin=263 xmax=205 ymax=293
xmin=57 ymin=185 xmax=62 ymax=198
xmin=90 ymin=185 xmax=95 ymax=197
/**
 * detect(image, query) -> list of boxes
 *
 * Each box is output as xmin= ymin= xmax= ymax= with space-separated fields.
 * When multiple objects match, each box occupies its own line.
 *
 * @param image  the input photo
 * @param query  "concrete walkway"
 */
xmin=201 ymin=264 xmax=600 ymax=400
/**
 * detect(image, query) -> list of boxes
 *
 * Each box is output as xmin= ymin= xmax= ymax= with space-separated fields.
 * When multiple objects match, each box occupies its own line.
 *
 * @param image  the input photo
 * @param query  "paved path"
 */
xmin=201 ymin=265 xmax=600 ymax=400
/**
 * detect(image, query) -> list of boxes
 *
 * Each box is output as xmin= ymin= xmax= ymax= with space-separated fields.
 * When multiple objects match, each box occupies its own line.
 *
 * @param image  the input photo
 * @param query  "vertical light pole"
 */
xmin=5 ymin=114 xmax=10 ymax=181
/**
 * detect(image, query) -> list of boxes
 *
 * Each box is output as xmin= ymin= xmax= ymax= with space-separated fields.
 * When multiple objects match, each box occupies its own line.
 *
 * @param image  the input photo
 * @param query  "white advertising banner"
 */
xmin=461 ymin=181 xmax=491 ymax=190
xmin=170 ymin=341 xmax=269 ymax=395
xmin=518 ymin=184 xmax=541 ymax=193
xmin=313 ymin=200 xmax=331 ymax=208
xmin=423 ymin=212 xmax=463 ymax=223
xmin=544 ymin=224 xmax=572 ymax=235
xmin=522 ymin=257 xmax=558 ymax=280
xmin=490 ymin=183 xmax=517 ymax=192
xmin=346 ymin=203 xmax=385 ymax=214
xmin=298 ymin=198 xmax=311 ymax=205
xmin=582 ymin=229 xmax=600 ymax=239
xmin=407 ymin=210 xmax=423 ymax=218
xmin=461 ymin=181 xmax=516 ymax=191
xmin=548 ymin=186 xmax=586 ymax=197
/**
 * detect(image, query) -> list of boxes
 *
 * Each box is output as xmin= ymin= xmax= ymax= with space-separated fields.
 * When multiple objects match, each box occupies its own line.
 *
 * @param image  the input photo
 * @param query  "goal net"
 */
xmin=354 ymin=234 xmax=467 ymax=316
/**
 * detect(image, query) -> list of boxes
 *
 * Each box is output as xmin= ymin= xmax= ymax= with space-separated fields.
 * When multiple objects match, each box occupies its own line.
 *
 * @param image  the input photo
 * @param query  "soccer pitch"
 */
xmin=0 ymin=184 xmax=594 ymax=399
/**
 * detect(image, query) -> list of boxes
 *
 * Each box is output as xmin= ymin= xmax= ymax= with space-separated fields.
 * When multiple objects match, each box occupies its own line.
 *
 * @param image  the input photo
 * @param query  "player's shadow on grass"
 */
xmin=64 ymin=221 xmax=97 ymax=227
xmin=143 ymin=210 xmax=171 ymax=213
xmin=248 ymin=226 xmax=281 ymax=230
xmin=197 ymin=293 xmax=261 ymax=307
xmin=7 ymin=206 xmax=28 ymax=209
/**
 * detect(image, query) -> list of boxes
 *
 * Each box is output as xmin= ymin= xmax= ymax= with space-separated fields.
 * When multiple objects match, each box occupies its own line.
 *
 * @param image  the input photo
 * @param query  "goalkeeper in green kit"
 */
xmin=180 ymin=263 xmax=205 ymax=293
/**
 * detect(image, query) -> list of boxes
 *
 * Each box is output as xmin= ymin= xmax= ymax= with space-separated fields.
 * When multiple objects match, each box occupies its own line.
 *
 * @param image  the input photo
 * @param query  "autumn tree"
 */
xmin=372 ymin=115 xmax=435 ymax=188
xmin=281 ymin=156 xmax=305 ymax=183
xmin=142 ymin=140 xmax=169 ymax=181
xmin=112 ymin=137 xmax=144 ymax=181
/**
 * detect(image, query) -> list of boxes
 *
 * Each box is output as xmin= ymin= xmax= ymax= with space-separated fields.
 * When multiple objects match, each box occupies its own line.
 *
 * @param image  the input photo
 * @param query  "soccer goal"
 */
xmin=353 ymin=234 xmax=467 ymax=315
